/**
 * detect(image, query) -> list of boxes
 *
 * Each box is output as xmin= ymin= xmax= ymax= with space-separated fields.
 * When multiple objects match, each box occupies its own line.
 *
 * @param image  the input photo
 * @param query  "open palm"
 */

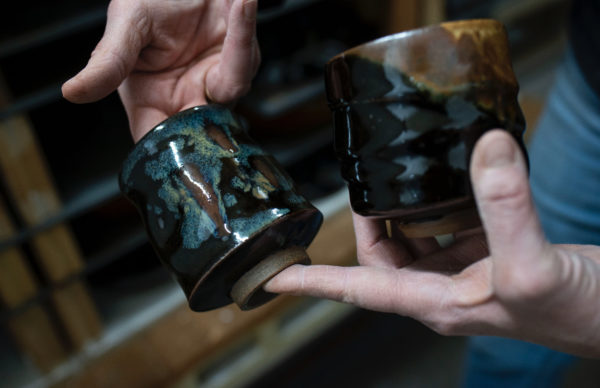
xmin=62 ymin=0 xmax=260 ymax=141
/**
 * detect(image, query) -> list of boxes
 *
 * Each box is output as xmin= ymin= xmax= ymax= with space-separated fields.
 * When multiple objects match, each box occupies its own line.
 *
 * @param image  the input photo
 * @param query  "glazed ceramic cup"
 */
xmin=119 ymin=105 xmax=323 ymax=311
xmin=325 ymin=19 xmax=527 ymax=237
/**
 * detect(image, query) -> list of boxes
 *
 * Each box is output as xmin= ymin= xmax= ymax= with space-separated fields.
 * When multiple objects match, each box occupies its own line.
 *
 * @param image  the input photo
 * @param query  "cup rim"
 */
xmin=326 ymin=18 xmax=504 ymax=65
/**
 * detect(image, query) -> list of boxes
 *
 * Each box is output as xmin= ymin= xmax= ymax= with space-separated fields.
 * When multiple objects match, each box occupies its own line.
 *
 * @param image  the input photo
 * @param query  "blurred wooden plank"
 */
xmin=387 ymin=0 xmax=446 ymax=33
xmin=308 ymin=206 xmax=356 ymax=266
xmin=0 ymin=200 xmax=37 ymax=306
xmin=0 ymin=248 xmax=37 ymax=308
xmin=7 ymin=306 xmax=67 ymax=372
xmin=30 ymin=224 xmax=83 ymax=283
xmin=520 ymin=96 xmax=545 ymax=144
xmin=0 ymin=196 xmax=67 ymax=371
xmin=422 ymin=0 xmax=446 ymax=26
xmin=388 ymin=0 xmax=421 ymax=33
xmin=62 ymin=207 xmax=356 ymax=387
xmin=0 ymin=75 xmax=102 ymax=350
xmin=52 ymin=282 xmax=103 ymax=348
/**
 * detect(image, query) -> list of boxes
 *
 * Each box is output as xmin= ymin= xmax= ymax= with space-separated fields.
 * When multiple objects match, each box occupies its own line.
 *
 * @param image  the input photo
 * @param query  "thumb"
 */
xmin=62 ymin=1 xmax=148 ymax=103
xmin=470 ymin=130 xmax=549 ymax=271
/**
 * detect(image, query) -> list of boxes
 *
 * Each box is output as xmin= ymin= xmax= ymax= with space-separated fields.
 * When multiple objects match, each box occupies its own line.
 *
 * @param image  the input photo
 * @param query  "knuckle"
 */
xmin=494 ymin=260 xmax=559 ymax=302
xmin=428 ymin=314 xmax=462 ymax=336
xmin=101 ymin=50 xmax=129 ymax=82
xmin=356 ymin=244 xmax=376 ymax=264
xmin=219 ymin=82 xmax=252 ymax=102
xmin=225 ymin=32 xmax=257 ymax=49
xmin=422 ymin=294 xmax=466 ymax=336
xmin=479 ymin=167 xmax=529 ymax=207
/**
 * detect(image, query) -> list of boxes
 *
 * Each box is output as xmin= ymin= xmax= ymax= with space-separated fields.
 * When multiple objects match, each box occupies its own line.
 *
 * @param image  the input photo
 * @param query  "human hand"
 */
xmin=62 ymin=0 xmax=260 ymax=142
xmin=265 ymin=130 xmax=600 ymax=357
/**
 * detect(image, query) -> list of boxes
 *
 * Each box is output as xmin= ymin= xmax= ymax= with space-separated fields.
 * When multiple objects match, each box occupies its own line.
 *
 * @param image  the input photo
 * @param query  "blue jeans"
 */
xmin=463 ymin=48 xmax=600 ymax=387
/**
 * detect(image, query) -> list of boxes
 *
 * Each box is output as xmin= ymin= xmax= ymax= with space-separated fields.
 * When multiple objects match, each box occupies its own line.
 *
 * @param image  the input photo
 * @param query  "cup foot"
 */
xmin=230 ymin=246 xmax=310 ymax=311
xmin=395 ymin=207 xmax=481 ymax=238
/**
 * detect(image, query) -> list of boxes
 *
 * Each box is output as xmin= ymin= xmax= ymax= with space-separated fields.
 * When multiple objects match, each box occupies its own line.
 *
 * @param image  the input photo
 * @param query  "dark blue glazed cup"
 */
xmin=119 ymin=105 xmax=322 ymax=311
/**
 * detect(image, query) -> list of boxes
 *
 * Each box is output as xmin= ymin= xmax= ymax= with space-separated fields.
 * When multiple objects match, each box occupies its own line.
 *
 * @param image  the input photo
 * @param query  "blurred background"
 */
xmin=0 ymin=0 xmax=597 ymax=387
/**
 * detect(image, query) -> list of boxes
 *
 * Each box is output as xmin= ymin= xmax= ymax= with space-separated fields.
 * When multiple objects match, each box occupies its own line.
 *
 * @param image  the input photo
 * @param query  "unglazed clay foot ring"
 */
xmin=231 ymin=246 xmax=310 ymax=310
xmin=395 ymin=207 xmax=482 ymax=238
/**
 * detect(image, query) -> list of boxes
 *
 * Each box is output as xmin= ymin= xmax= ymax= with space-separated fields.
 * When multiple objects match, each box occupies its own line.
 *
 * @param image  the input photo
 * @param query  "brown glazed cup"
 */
xmin=325 ymin=19 xmax=527 ymax=237
xmin=119 ymin=105 xmax=323 ymax=311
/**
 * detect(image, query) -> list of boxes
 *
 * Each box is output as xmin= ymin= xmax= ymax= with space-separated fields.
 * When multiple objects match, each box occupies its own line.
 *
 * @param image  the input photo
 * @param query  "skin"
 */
xmin=62 ymin=0 xmax=260 ymax=142
xmin=266 ymin=130 xmax=600 ymax=358
xmin=63 ymin=0 xmax=600 ymax=357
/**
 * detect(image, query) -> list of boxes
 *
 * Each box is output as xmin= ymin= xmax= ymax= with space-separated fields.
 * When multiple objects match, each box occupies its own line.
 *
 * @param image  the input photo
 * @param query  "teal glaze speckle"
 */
xmin=231 ymin=176 xmax=251 ymax=192
xmin=286 ymin=192 xmax=308 ymax=205
xmin=224 ymin=193 xmax=237 ymax=207
xmin=180 ymin=198 xmax=218 ymax=249
xmin=121 ymin=107 xmax=242 ymax=185
xmin=118 ymin=105 xmax=323 ymax=311
xmin=144 ymin=139 xmax=186 ymax=180
xmin=228 ymin=208 xmax=291 ymax=243
xmin=122 ymin=106 xmax=288 ymax=249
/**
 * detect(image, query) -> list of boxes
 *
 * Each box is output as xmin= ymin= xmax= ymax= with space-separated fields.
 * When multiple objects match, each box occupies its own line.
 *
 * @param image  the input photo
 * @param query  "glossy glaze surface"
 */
xmin=325 ymin=19 xmax=526 ymax=223
xmin=120 ymin=105 xmax=322 ymax=311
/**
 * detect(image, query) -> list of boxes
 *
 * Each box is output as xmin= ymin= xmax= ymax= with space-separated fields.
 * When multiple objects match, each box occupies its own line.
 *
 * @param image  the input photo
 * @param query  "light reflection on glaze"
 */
xmin=121 ymin=106 xmax=308 ymax=250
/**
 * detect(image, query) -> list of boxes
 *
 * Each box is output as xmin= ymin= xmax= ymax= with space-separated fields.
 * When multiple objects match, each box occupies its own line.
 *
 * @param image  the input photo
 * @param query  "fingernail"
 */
xmin=483 ymin=135 xmax=516 ymax=168
xmin=243 ymin=0 xmax=257 ymax=20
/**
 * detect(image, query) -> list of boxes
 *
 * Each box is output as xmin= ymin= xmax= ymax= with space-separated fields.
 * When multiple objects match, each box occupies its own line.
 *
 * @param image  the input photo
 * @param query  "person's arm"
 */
xmin=62 ymin=0 xmax=260 ymax=141
xmin=265 ymin=129 xmax=600 ymax=358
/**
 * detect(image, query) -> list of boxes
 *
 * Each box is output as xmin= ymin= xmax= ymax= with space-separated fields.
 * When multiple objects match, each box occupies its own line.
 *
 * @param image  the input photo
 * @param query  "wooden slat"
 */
xmin=387 ymin=0 xmax=421 ymax=33
xmin=520 ymin=96 xmax=545 ymax=144
xmin=0 ymin=248 xmax=37 ymax=308
xmin=29 ymin=225 xmax=83 ymax=283
xmin=421 ymin=0 xmax=446 ymax=26
xmin=0 ymin=195 xmax=67 ymax=371
xmin=61 ymin=207 xmax=356 ymax=387
xmin=7 ymin=306 xmax=67 ymax=372
xmin=0 ymin=202 xmax=37 ymax=306
xmin=52 ymin=282 xmax=103 ymax=348
xmin=0 ymin=75 xmax=102 ymax=350
xmin=387 ymin=0 xmax=446 ymax=33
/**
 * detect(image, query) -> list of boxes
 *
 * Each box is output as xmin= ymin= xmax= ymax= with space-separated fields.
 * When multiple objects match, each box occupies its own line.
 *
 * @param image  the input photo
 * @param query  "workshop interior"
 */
xmin=0 ymin=0 xmax=598 ymax=387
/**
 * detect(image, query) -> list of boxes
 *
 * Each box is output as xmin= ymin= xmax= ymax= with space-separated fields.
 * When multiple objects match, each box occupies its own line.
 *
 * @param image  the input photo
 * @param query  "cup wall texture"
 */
xmin=325 ymin=19 xmax=527 ymax=221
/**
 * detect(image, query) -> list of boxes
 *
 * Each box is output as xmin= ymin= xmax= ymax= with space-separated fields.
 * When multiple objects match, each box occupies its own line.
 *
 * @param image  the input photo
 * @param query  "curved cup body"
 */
xmin=325 ymin=19 xmax=527 ymax=229
xmin=120 ymin=105 xmax=322 ymax=311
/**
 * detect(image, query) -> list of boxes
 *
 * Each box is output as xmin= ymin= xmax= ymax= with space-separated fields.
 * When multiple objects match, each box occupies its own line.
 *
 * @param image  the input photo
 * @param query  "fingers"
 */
xmin=411 ymin=232 xmax=489 ymax=272
xmin=62 ymin=1 xmax=148 ymax=103
xmin=353 ymin=212 xmax=413 ymax=268
xmin=205 ymin=0 xmax=260 ymax=103
xmin=122 ymin=105 xmax=168 ymax=143
xmin=264 ymin=264 xmax=450 ymax=316
xmin=470 ymin=130 xmax=552 ymax=276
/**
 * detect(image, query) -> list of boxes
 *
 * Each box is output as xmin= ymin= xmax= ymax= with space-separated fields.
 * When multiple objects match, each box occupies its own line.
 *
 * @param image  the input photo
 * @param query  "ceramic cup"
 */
xmin=119 ymin=105 xmax=323 ymax=311
xmin=325 ymin=19 xmax=527 ymax=237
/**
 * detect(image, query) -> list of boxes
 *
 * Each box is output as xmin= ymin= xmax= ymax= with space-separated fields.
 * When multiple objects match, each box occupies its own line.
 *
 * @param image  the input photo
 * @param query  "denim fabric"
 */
xmin=463 ymin=48 xmax=600 ymax=387
xmin=529 ymin=49 xmax=600 ymax=245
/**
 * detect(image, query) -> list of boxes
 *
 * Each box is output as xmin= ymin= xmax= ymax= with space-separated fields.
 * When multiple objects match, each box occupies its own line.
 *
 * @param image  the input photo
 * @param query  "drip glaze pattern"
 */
xmin=325 ymin=19 xmax=527 ymax=233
